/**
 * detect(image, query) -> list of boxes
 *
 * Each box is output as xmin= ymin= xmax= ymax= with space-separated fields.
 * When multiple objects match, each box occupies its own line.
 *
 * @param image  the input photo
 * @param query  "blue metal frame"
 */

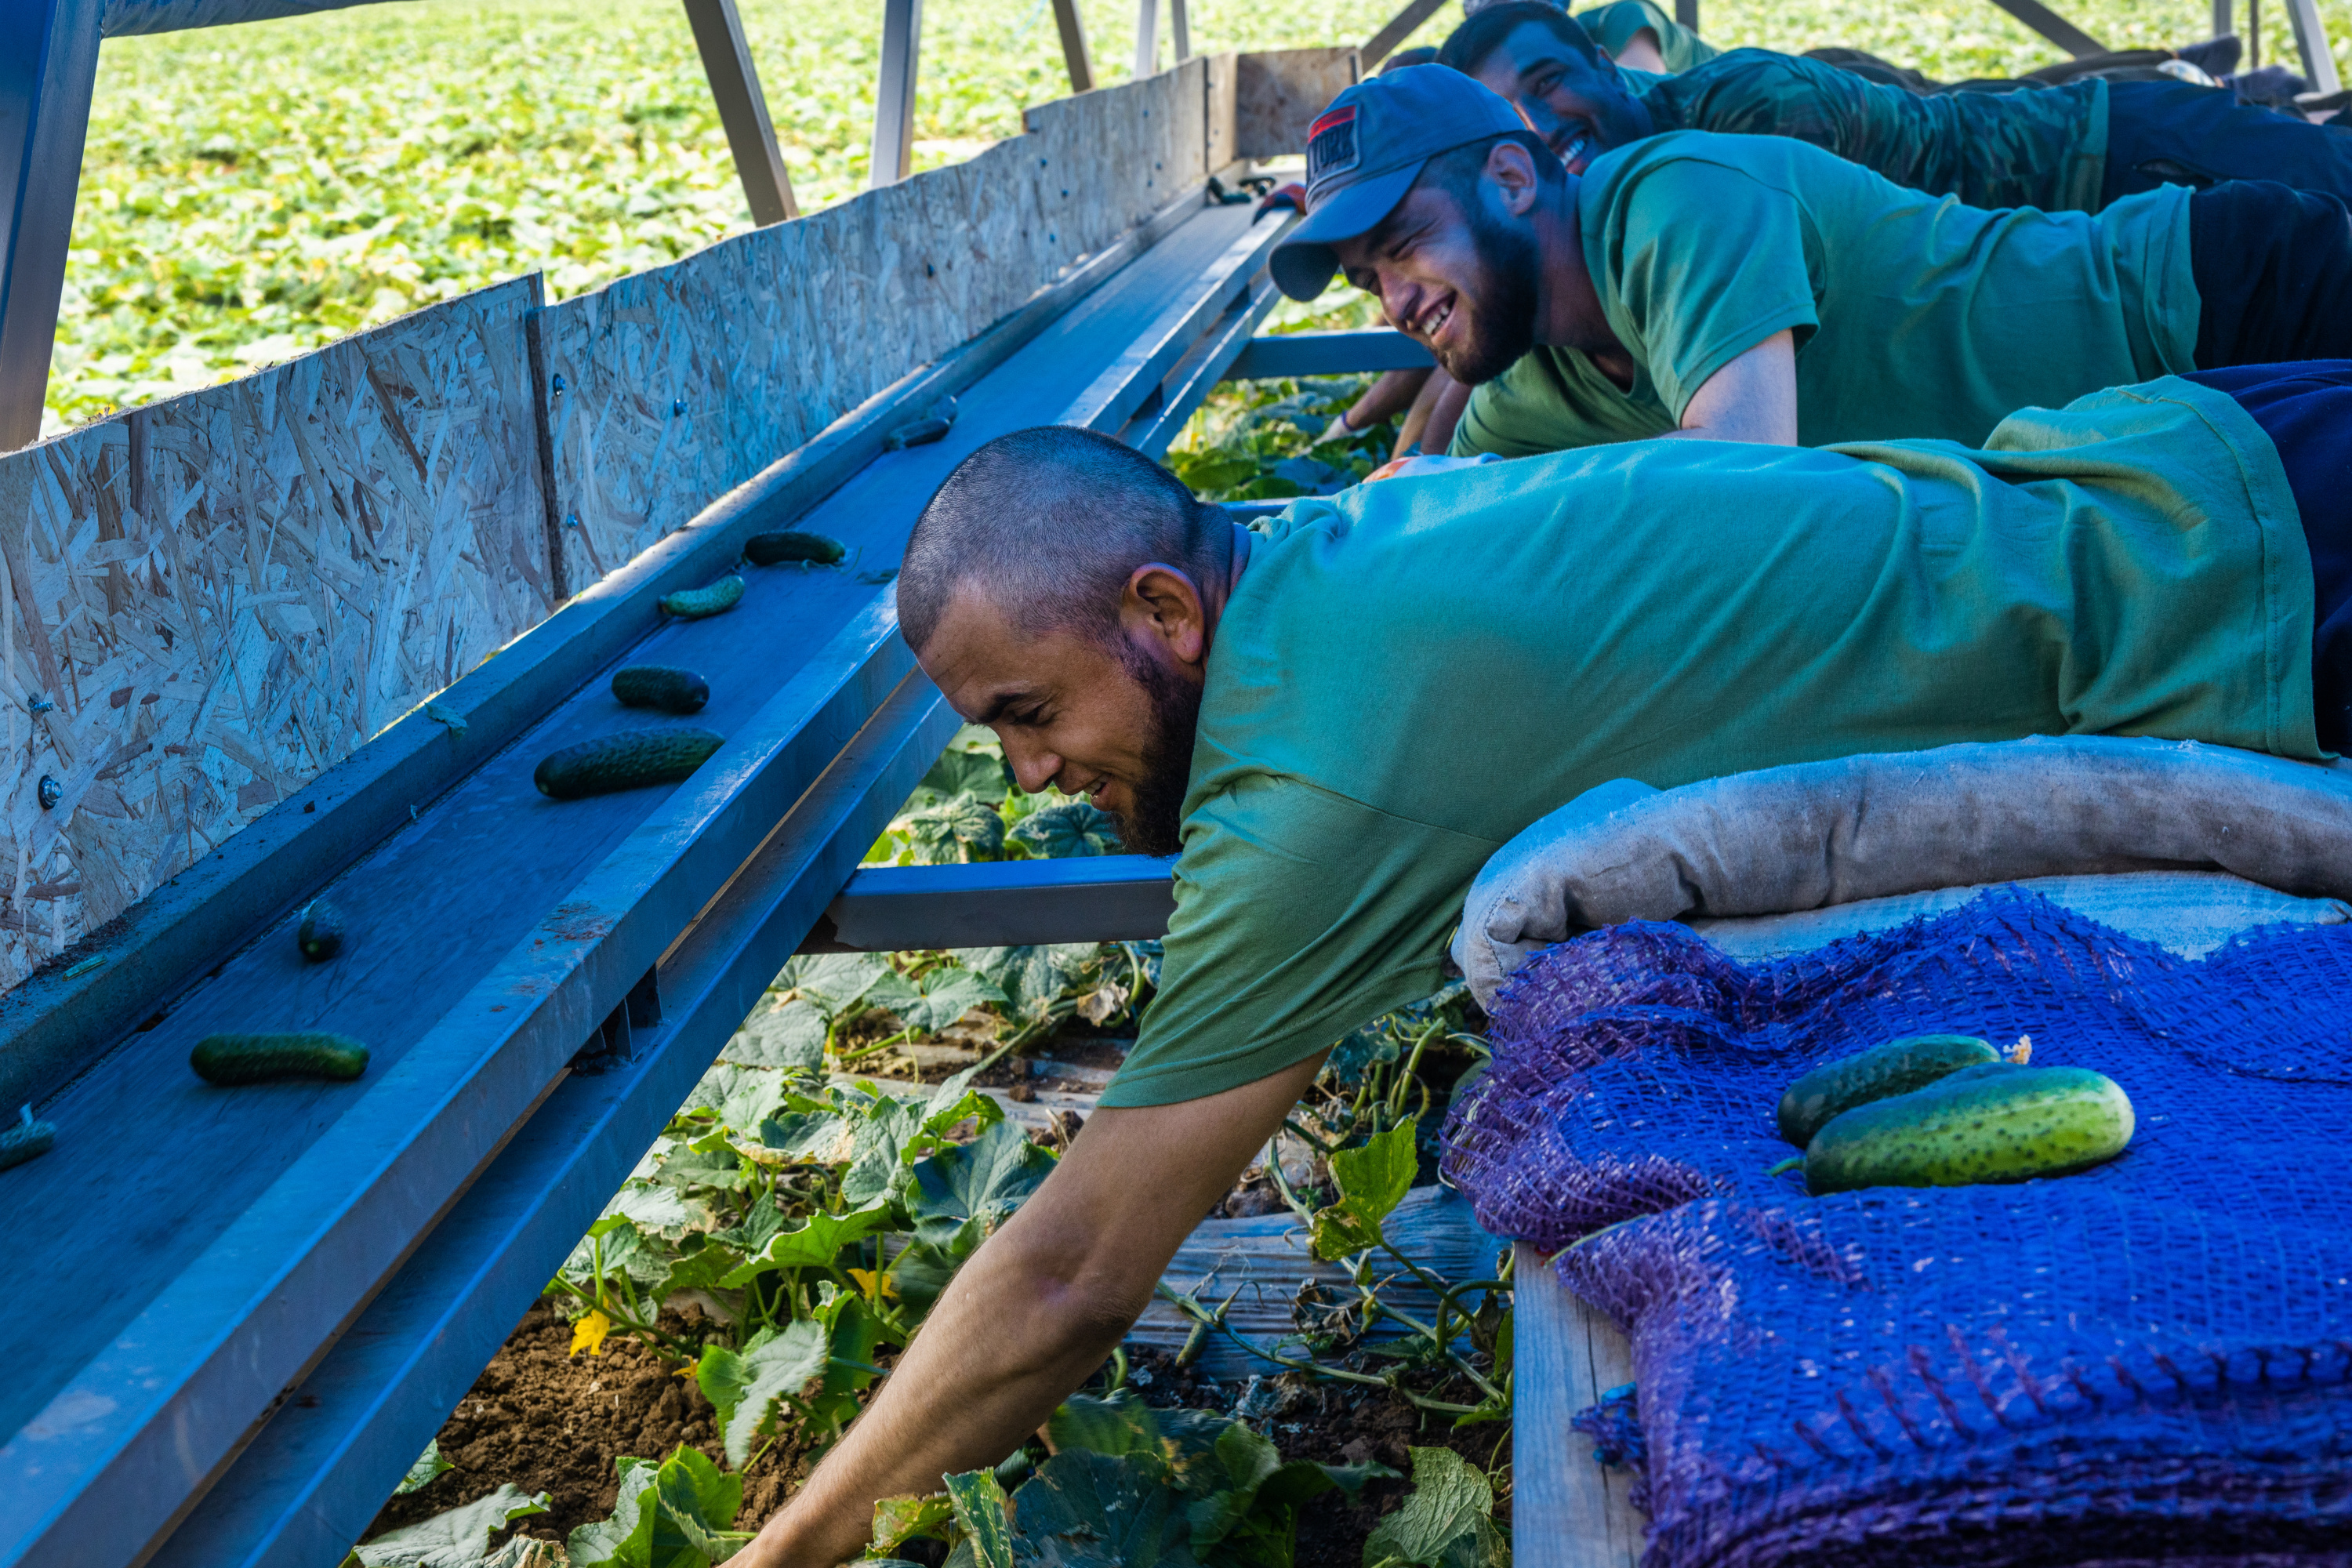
xmin=0 ymin=0 xmax=102 ymax=450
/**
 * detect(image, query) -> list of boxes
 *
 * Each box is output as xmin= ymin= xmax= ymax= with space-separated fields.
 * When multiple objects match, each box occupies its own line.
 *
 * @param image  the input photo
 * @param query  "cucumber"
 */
xmin=612 ymin=665 xmax=710 ymax=715
xmin=659 ymin=576 xmax=744 ymax=619
xmin=192 ymin=1033 xmax=370 ymax=1085
xmin=744 ymin=530 xmax=845 ymax=567
xmin=1799 ymin=1066 xmax=2133 ymax=1196
xmin=1776 ymin=1033 xmax=2000 ymax=1146
xmin=0 ymin=1107 xmax=54 ymax=1171
xmin=297 ymin=900 xmax=344 ymax=962
xmin=534 ymin=727 xmax=725 ymax=800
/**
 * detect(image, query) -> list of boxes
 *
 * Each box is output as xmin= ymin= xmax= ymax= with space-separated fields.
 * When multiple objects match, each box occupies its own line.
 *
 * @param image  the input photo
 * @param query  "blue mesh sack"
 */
xmin=1443 ymin=887 xmax=2352 ymax=1566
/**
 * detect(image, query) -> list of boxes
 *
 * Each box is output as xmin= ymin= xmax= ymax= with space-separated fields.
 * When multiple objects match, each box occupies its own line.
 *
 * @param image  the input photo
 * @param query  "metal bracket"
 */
xmin=681 ymin=0 xmax=799 ymax=225
xmin=0 ymin=0 xmax=104 ymax=451
xmin=871 ymin=0 xmax=923 ymax=187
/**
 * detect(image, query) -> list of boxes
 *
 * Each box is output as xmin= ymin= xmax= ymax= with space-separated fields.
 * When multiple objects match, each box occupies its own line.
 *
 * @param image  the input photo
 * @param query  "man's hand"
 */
xmin=734 ymin=1052 xmax=1329 ymax=1567
xmin=1661 ymin=329 xmax=1799 ymax=445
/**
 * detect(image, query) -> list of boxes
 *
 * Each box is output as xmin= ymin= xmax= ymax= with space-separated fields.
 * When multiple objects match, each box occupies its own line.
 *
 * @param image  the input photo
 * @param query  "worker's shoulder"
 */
xmin=1583 ymin=127 xmax=1862 ymax=215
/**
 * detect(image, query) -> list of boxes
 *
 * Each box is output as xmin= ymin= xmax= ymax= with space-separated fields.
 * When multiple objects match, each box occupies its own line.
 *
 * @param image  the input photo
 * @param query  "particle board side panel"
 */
xmin=1235 ymin=47 xmax=1362 ymax=158
xmin=1203 ymin=52 xmax=1240 ymax=176
xmin=543 ymin=63 xmax=1219 ymax=591
xmin=0 ymin=277 xmax=554 ymax=991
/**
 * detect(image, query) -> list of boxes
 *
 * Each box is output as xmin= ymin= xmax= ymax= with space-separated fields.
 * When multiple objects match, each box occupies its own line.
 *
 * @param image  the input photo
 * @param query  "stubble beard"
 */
xmin=1111 ymin=639 xmax=1202 ymax=858
xmin=1434 ymin=199 xmax=1542 ymax=386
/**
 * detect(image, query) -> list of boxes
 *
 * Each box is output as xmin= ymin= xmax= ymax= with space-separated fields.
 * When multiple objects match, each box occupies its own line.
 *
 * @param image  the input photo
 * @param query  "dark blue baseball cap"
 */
xmin=1269 ymin=65 xmax=1530 ymax=301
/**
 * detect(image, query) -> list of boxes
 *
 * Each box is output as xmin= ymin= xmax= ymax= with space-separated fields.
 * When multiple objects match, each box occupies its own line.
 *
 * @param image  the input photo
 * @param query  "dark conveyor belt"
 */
xmin=0 ymin=197 xmax=1288 ymax=1568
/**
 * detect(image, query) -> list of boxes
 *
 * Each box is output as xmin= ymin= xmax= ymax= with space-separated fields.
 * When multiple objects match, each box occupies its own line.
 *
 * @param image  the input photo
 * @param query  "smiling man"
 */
xmin=1442 ymin=5 xmax=2352 ymax=212
xmin=735 ymin=358 xmax=2352 ymax=1563
xmin=1269 ymin=66 xmax=2352 ymax=456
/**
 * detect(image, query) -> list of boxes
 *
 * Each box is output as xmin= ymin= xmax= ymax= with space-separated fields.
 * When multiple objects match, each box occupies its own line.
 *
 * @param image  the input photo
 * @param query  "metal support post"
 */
xmin=681 ymin=0 xmax=797 ymax=225
xmin=1051 ymin=0 xmax=1096 ymax=91
xmin=1983 ymin=0 xmax=2107 ymax=58
xmin=0 ymin=0 xmax=103 ymax=452
xmin=869 ymin=0 xmax=922 ymax=187
xmin=1171 ymin=0 xmax=1192 ymax=64
xmin=2282 ymin=0 xmax=2342 ymax=92
xmin=2213 ymin=0 xmax=2230 ymax=38
xmin=1362 ymin=0 xmax=1450 ymax=69
xmin=1134 ymin=0 xmax=1159 ymax=81
xmin=1674 ymin=0 xmax=1699 ymax=31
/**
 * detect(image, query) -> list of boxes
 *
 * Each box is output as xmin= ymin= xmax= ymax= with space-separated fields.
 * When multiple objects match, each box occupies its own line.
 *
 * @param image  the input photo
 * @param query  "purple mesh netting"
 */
xmin=1441 ymin=887 xmax=2352 ymax=1567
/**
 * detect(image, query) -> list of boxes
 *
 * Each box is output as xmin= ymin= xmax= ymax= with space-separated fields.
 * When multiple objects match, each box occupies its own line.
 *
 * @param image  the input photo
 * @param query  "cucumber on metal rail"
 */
xmin=659 ymin=575 xmax=745 ymax=619
xmin=1776 ymin=1033 xmax=2002 ymax=1146
xmin=743 ymin=530 xmax=845 ymax=567
xmin=1792 ymin=1065 xmax=2134 ymax=1195
xmin=191 ymin=1033 xmax=371 ymax=1085
xmin=535 ymin=727 xmax=726 ymax=800
xmin=612 ymin=665 xmax=710 ymax=715
xmin=297 ymin=899 xmax=344 ymax=962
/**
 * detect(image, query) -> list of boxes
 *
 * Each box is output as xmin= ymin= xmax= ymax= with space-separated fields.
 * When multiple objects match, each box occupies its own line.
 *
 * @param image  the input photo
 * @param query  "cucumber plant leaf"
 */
xmin=780 ymin=954 xmax=915 ymax=1018
xmin=720 ymin=997 xmax=828 ymax=1069
xmin=1007 ymin=1450 xmax=1191 ymax=1567
xmin=1309 ymin=1123 xmax=1418 ymax=1261
xmin=957 ymin=944 xmax=1100 ymax=1022
xmin=567 ymin=1449 xmax=746 ymax=1568
xmin=1007 ymin=800 xmax=1122 ymax=859
xmin=941 ymin=1469 xmax=1014 ymax=1568
xmin=1360 ymin=1447 xmax=1506 ymax=1568
xmin=393 ymin=1438 xmax=453 ymax=1496
xmin=891 ymin=967 xmax=1007 ymax=1034
xmin=355 ymin=1483 xmax=547 ymax=1567
xmin=717 ymin=1201 xmax=894 ymax=1282
xmin=869 ymin=1492 xmax=956 ymax=1554
xmin=898 ymin=791 xmax=1005 ymax=864
xmin=916 ymin=746 xmax=1015 ymax=806
xmin=696 ymin=1319 xmax=831 ymax=1467
xmin=907 ymin=1120 xmax=1056 ymax=1247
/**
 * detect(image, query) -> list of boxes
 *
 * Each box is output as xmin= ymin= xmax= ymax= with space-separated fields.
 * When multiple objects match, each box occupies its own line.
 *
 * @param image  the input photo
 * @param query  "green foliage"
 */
xmin=695 ymin=1319 xmax=831 ymax=1465
xmin=1308 ymin=1122 xmax=1418 ymax=1262
xmin=1361 ymin=1449 xmax=1508 ymax=1568
xmin=354 ymin=1483 xmax=547 ymax=1568
xmin=393 ymin=1439 xmax=454 ymax=1497
xmin=567 ymin=1450 xmax=750 ymax=1568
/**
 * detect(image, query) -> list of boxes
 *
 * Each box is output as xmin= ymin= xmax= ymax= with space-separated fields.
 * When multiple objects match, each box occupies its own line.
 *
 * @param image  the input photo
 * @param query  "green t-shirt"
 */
xmin=1106 ymin=377 xmax=2316 ymax=1108
xmin=1634 ymin=50 xmax=2110 ymax=211
xmin=1450 ymin=131 xmax=2197 ymax=459
xmin=1573 ymin=0 xmax=1720 ymax=73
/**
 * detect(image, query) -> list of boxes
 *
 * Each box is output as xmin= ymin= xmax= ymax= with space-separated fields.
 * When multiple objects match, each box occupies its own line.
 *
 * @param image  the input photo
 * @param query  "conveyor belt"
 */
xmin=0 ymin=196 xmax=1301 ymax=1568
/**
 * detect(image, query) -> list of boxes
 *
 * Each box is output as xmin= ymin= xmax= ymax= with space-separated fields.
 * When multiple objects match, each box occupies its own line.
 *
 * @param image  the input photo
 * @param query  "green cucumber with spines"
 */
xmin=611 ymin=666 xmax=710 ymax=715
xmin=534 ymin=727 xmax=724 ymax=800
xmin=1798 ymin=1065 xmax=2133 ymax=1195
xmin=192 ymin=1033 xmax=370 ymax=1084
xmin=1776 ymin=1033 xmax=2001 ymax=1146
xmin=659 ymin=576 xmax=744 ymax=619
xmin=744 ymin=530 xmax=845 ymax=566
xmin=0 ymin=1107 xmax=55 ymax=1171
xmin=297 ymin=899 xmax=344 ymax=962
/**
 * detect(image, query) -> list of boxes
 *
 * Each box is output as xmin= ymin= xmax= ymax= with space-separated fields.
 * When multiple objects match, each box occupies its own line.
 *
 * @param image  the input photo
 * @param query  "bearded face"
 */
xmin=1434 ymin=194 xmax=1544 ymax=385
xmin=1107 ymin=633 xmax=1203 ymax=857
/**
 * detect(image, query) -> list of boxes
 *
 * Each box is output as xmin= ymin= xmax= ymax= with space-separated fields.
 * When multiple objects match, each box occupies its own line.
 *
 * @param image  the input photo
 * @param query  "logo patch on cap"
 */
xmin=1306 ymin=104 xmax=1360 ymax=189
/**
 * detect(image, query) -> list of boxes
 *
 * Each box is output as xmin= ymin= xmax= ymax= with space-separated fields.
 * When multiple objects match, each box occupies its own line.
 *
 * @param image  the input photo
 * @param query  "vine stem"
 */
xmin=1153 ymin=1283 xmax=1480 ymax=1417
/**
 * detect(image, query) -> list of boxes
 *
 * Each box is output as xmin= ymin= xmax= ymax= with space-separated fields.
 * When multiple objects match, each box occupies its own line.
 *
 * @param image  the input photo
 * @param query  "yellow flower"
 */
xmin=570 ymin=1308 xmax=612 ymax=1357
xmin=848 ymin=1267 xmax=898 ymax=1303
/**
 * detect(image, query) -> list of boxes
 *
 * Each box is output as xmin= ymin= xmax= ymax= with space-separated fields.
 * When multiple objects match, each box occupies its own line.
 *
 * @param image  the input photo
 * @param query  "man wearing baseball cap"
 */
xmin=1272 ymin=65 xmax=2352 ymax=456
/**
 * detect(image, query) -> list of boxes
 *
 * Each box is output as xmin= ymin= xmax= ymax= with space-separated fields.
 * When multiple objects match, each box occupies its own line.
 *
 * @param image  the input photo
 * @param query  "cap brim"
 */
xmin=1267 ymin=160 xmax=1428 ymax=300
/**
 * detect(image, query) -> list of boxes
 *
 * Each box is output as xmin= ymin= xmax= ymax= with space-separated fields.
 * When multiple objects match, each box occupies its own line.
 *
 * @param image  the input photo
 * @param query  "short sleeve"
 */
xmin=1100 ymin=775 xmax=1493 ymax=1107
xmin=1592 ymin=151 xmax=1821 ymax=420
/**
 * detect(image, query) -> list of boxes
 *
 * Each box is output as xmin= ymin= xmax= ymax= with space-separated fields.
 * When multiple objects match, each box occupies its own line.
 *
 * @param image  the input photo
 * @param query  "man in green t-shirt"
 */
xmin=734 ymin=363 xmax=2352 ymax=1564
xmin=1262 ymin=65 xmax=2350 ymax=456
xmin=1442 ymin=5 xmax=2352 ymax=212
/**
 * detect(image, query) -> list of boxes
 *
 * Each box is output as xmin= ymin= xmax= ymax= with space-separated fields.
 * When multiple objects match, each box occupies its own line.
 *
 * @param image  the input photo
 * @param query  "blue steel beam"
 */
xmin=0 ymin=0 xmax=103 ymax=451
xmin=1222 ymin=328 xmax=1431 ymax=382
xmin=802 ymin=855 xmax=1178 ymax=953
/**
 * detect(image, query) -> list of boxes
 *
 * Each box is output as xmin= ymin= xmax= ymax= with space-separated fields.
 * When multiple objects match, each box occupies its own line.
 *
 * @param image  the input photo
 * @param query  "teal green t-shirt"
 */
xmin=1109 ymin=378 xmax=2316 ymax=1107
xmin=1634 ymin=50 xmax=2110 ymax=211
xmin=1450 ymin=131 xmax=2198 ymax=459
xmin=1573 ymin=0 xmax=1720 ymax=73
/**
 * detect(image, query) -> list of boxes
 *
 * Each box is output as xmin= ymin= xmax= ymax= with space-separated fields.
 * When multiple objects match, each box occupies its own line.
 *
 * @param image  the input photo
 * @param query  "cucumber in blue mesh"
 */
xmin=1776 ymin=1033 xmax=2001 ymax=1147
xmin=1797 ymin=1066 xmax=2133 ymax=1195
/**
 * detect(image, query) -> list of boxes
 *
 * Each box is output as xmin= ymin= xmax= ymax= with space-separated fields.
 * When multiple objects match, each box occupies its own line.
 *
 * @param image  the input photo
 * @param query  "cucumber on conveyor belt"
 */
xmin=1776 ymin=1033 xmax=2002 ymax=1146
xmin=611 ymin=665 xmax=710 ymax=715
xmin=744 ymin=530 xmax=845 ymax=567
xmin=659 ymin=576 xmax=745 ymax=619
xmin=534 ymin=727 xmax=726 ymax=800
xmin=1792 ymin=1065 xmax=2134 ymax=1195
xmin=0 ymin=1105 xmax=55 ymax=1171
xmin=191 ymin=1033 xmax=371 ymax=1085
xmin=297 ymin=900 xmax=344 ymax=962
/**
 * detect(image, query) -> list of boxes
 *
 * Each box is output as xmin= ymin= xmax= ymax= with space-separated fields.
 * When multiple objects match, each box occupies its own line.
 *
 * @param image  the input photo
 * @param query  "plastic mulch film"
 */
xmin=1444 ymin=887 xmax=2352 ymax=1567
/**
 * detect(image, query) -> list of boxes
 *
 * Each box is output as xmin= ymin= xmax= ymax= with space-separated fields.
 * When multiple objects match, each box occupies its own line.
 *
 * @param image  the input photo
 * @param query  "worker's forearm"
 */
xmin=741 ymin=1228 xmax=1140 ymax=1566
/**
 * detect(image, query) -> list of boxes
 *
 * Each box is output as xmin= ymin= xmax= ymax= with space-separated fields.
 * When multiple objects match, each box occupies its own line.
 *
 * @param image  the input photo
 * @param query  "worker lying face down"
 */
xmin=1445 ymin=5 xmax=2352 ymax=213
xmin=1269 ymin=66 xmax=2352 ymax=457
xmin=736 ymin=362 xmax=2352 ymax=1566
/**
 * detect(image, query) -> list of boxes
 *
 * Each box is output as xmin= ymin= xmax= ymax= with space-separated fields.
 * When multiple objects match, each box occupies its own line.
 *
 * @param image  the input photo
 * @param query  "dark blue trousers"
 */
xmin=2104 ymin=82 xmax=2352 ymax=206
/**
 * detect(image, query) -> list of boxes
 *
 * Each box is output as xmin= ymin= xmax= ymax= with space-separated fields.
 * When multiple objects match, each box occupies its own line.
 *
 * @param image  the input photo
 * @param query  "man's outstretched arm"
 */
xmin=736 ymin=1051 xmax=1330 ymax=1567
xmin=1659 ymin=329 xmax=1799 ymax=445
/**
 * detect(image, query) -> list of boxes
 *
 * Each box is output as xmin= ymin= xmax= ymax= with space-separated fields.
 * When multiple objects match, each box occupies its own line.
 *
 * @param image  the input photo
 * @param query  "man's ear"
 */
xmin=1486 ymin=139 xmax=1542 ymax=218
xmin=1123 ymin=564 xmax=1209 ymax=667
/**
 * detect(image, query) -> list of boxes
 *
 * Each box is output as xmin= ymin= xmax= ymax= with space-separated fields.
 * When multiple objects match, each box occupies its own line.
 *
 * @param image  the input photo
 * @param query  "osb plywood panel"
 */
xmin=1236 ymin=46 xmax=1361 ymax=158
xmin=0 ymin=278 xmax=552 ymax=988
xmin=1204 ymin=52 xmax=1241 ymax=175
xmin=541 ymin=60 xmax=1214 ymax=590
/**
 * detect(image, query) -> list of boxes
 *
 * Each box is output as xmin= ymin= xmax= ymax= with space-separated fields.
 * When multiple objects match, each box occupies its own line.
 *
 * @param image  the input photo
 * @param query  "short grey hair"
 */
xmin=898 ymin=426 xmax=1223 ymax=652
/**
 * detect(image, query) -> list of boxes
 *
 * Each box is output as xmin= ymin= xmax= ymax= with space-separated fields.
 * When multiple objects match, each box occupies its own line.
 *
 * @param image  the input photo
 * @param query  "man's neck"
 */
xmin=1531 ymin=176 xmax=1635 ymax=385
xmin=1201 ymin=521 xmax=1253 ymax=650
